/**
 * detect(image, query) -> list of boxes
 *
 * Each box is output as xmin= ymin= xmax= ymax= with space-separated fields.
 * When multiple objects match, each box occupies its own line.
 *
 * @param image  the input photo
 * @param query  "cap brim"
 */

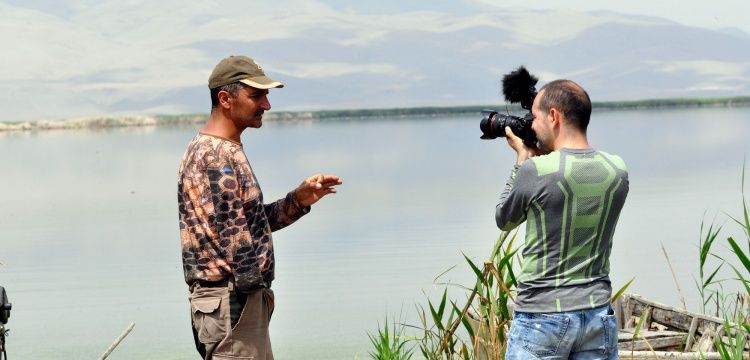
xmin=240 ymin=76 xmax=284 ymax=89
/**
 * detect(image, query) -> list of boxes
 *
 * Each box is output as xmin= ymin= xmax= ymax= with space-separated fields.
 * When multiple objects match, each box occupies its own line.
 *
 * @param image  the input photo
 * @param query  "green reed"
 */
xmin=407 ymin=230 xmax=521 ymax=360
xmin=689 ymin=162 xmax=750 ymax=358
xmin=367 ymin=316 xmax=414 ymax=360
xmin=366 ymin=230 xmax=520 ymax=360
xmin=369 ymin=224 xmax=636 ymax=359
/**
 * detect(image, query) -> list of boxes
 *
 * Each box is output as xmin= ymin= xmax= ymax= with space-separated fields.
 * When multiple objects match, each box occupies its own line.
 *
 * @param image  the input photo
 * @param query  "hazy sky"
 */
xmin=323 ymin=0 xmax=750 ymax=32
xmin=476 ymin=0 xmax=749 ymax=32
xmin=1 ymin=0 xmax=748 ymax=121
xmin=5 ymin=0 xmax=747 ymax=31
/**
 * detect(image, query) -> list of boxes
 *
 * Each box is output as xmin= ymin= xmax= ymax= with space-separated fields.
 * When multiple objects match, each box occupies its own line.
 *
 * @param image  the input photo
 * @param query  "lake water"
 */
xmin=1 ymin=107 xmax=749 ymax=359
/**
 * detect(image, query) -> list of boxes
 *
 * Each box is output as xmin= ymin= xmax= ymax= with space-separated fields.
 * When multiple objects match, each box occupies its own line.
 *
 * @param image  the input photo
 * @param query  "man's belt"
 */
xmin=193 ymin=278 xmax=230 ymax=288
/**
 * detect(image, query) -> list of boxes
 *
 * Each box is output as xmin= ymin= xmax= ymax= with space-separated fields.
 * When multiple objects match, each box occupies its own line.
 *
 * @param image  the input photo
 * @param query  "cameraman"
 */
xmin=496 ymin=80 xmax=628 ymax=360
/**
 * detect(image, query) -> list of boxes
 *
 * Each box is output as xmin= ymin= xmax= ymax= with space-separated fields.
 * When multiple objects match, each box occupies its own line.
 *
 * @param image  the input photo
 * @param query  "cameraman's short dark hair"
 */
xmin=210 ymin=82 xmax=247 ymax=110
xmin=539 ymin=80 xmax=591 ymax=132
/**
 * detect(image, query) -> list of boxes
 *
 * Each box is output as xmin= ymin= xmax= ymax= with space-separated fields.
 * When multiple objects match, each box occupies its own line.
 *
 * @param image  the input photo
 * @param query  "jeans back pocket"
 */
xmin=519 ymin=312 xmax=571 ymax=358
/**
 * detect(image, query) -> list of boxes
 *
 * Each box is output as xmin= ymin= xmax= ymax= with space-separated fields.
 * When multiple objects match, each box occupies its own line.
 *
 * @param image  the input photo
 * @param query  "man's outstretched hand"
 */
xmin=294 ymin=174 xmax=343 ymax=207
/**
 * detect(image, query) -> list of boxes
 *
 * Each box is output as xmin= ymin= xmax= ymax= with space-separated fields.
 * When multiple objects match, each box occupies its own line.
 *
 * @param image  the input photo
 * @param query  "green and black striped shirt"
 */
xmin=496 ymin=148 xmax=629 ymax=313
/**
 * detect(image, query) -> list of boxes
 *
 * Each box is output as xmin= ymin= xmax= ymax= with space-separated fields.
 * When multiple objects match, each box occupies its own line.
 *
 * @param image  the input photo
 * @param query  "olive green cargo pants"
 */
xmin=189 ymin=284 xmax=275 ymax=360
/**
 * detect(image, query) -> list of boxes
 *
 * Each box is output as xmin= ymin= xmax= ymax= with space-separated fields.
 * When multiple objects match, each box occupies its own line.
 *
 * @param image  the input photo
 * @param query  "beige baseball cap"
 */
xmin=208 ymin=55 xmax=284 ymax=89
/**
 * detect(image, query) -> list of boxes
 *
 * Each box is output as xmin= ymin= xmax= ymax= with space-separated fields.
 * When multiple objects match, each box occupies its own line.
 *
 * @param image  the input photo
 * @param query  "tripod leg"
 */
xmin=0 ymin=328 xmax=6 ymax=360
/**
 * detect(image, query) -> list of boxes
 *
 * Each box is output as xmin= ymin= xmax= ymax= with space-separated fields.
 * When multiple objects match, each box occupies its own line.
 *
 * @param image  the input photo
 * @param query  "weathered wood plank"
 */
xmin=630 ymin=301 xmax=693 ymax=331
xmin=617 ymin=350 xmax=748 ymax=359
xmin=619 ymin=330 xmax=687 ymax=340
xmin=644 ymin=306 xmax=654 ymax=329
xmin=615 ymin=297 xmax=626 ymax=330
xmin=622 ymin=294 xmax=725 ymax=334
xmin=624 ymin=297 xmax=636 ymax=328
xmin=618 ymin=335 xmax=686 ymax=351
xmin=683 ymin=317 xmax=698 ymax=352
xmin=693 ymin=324 xmax=717 ymax=352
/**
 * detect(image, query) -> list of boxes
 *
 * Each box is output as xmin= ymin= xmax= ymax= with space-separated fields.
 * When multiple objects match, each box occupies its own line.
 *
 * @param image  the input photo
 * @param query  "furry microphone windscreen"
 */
xmin=501 ymin=66 xmax=539 ymax=110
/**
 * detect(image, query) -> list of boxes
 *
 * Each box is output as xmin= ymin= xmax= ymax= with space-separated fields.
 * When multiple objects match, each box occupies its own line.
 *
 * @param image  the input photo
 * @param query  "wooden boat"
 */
xmin=470 ymin=292 xmax=747 ymax=359
xmin=615 ymin=293 xmax=748 ymax=359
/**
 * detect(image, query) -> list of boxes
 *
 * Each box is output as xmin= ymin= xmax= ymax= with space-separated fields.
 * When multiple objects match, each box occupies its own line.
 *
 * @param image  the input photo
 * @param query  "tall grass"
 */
xmin=714 ymin=163 xmax=750 ymax=358
xmin=377 ymin=230 xmax=521 ymax=360
xmin=690 ymin=163 xmax=750 ymax=358
xmin=367 ymin=316 xmax=414 ymax=360
xmin=369 ymin=228 xmax=633 ymax=359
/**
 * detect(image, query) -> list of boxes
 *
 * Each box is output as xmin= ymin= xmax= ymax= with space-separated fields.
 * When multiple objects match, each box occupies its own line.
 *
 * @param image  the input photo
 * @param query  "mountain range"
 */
xmin=1 ymin=3 xmax=749 ymax=121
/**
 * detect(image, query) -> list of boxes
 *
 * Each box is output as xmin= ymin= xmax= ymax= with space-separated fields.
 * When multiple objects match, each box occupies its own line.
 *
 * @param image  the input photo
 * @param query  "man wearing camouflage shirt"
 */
xmin=178 ymin=55 xmax=342 ymax=360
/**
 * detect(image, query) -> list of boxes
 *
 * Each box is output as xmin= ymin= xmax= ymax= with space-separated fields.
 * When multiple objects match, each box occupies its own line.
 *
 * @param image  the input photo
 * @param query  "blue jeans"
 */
xmin=505 ymin=304 xmax=618 ymax=360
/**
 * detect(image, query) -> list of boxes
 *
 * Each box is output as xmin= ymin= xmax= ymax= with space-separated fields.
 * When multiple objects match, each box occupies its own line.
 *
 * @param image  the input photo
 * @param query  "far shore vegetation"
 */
xmin=1 ymin=95 xmax=749 ymax=132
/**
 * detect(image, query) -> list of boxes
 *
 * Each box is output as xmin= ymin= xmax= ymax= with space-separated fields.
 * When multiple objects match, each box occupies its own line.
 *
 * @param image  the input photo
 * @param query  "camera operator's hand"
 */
xmin=505 ymin=127 xmax=540 ymax=165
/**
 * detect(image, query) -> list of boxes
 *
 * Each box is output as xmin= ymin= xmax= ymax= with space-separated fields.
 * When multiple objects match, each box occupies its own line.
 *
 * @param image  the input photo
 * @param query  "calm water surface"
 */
xmin=1 ymin=107 xmax=749 ymax=359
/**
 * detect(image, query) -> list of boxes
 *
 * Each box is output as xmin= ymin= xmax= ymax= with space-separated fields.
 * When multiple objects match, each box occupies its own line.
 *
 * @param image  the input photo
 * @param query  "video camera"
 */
xmin=479 ymin=66 xmax=539 ymax=147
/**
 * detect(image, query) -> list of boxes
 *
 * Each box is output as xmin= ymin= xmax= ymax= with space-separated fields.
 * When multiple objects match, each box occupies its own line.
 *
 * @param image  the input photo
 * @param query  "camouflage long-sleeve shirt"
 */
xmin=177 ymin=133 xmax=309 ymax=291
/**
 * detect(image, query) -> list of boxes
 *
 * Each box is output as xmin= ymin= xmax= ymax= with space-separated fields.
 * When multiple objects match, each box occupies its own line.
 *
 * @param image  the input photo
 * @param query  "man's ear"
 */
xmin=218 ymin=90 xmax=233 ymax=109
xmin=548 ymin=108 xmax=562 ymax=127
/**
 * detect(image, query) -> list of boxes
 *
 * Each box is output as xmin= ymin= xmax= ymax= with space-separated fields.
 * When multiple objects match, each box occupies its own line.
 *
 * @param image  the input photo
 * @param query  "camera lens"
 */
xmin=479 ymin=110 xmax=537 ymax=146
xmin=480 ymin=110 xmax=499 ymax=139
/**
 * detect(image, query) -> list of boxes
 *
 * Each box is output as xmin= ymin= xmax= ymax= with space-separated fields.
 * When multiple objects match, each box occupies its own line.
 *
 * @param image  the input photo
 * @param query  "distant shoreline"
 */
xmin=2 ymin=96 xmax=749 ymax=132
